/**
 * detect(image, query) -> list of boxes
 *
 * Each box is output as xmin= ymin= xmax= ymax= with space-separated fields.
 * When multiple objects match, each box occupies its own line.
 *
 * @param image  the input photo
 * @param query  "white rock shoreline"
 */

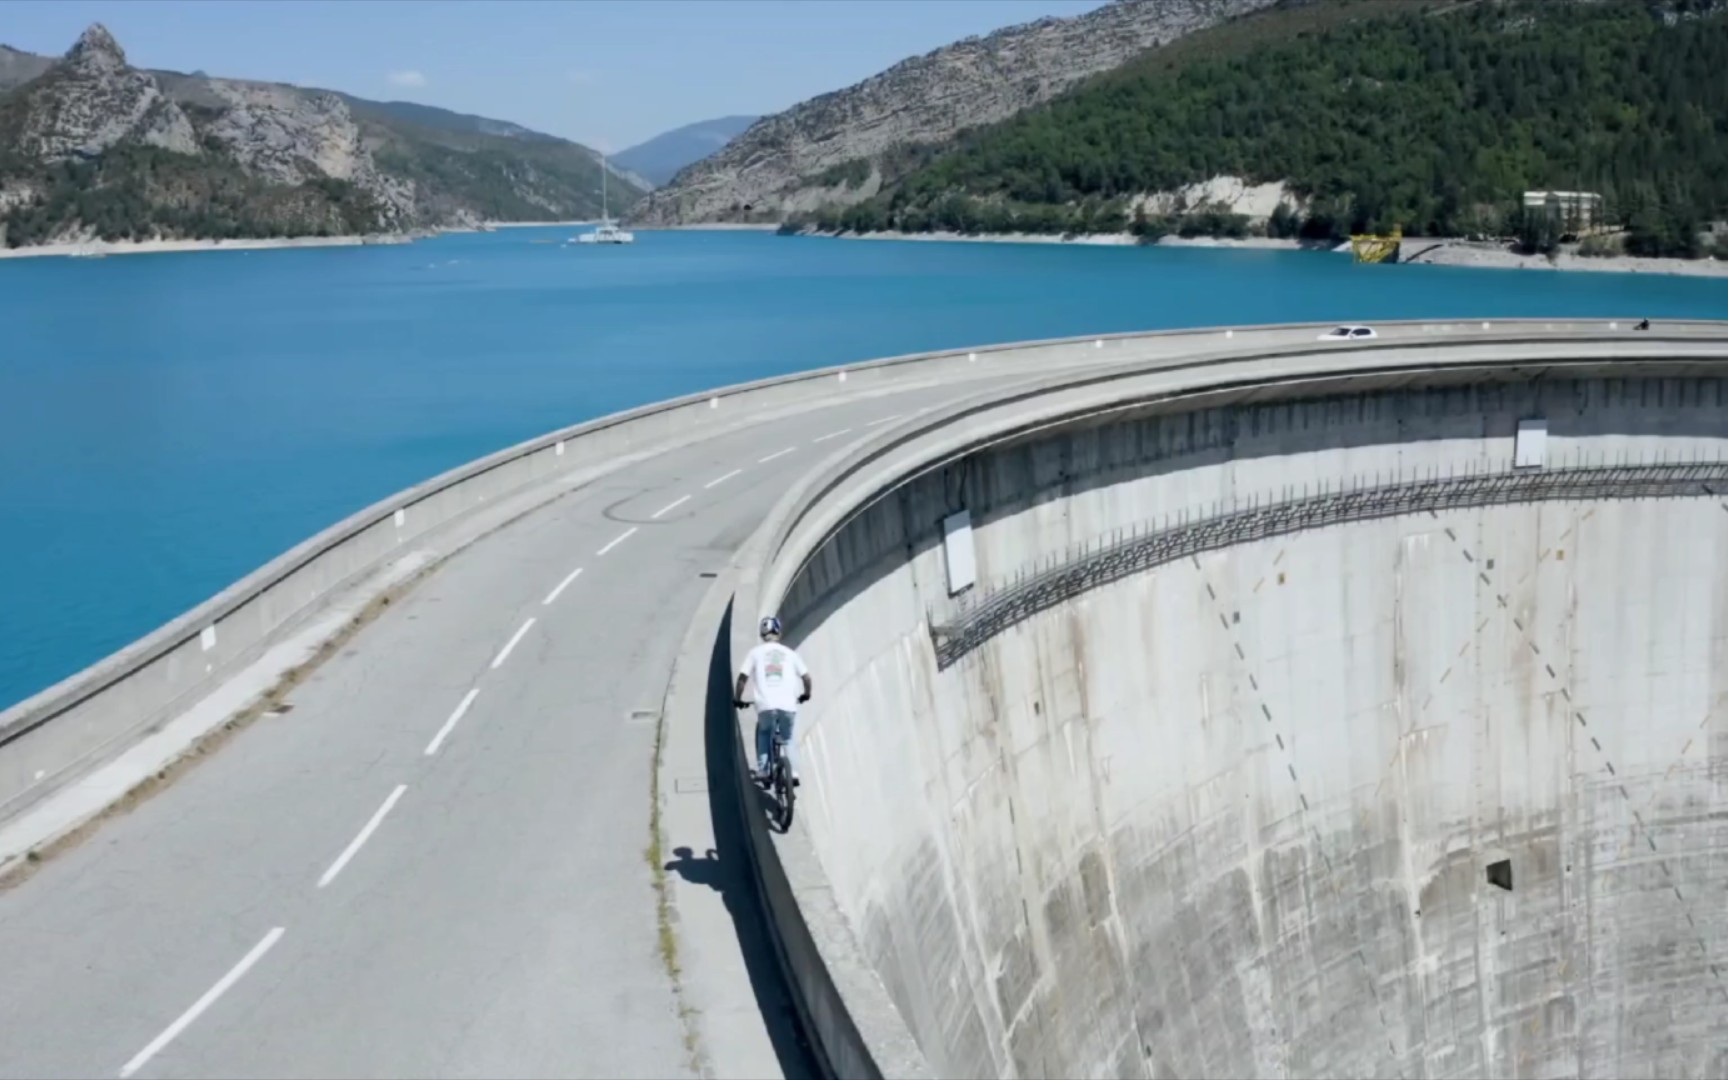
xmin=0 ymin=233 xmax=411 ymax=260
xmin=816 ymin=228 xmax=1728 ymax=279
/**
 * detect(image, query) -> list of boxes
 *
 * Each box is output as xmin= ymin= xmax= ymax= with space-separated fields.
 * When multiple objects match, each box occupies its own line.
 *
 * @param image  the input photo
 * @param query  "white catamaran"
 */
xmin=573 ymin=156 xmax=635 ymax=245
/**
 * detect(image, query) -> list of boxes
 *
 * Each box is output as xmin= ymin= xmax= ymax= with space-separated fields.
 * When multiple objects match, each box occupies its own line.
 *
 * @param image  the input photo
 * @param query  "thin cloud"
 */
xmin=566 ymin=69 xmax=597 ymax=85
xmin=387 ymin=70 xmax=427 ymax=88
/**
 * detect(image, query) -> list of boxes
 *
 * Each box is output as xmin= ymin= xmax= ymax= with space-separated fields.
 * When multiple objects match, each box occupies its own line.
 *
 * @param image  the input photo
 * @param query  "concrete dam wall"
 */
xmin=775 ymin=373 xmax=1728 ymax=1079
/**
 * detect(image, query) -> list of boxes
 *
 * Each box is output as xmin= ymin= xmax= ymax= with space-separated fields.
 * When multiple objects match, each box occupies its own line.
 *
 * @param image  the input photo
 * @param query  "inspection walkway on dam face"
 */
xmin=4 ymin=319 xmax=1726 ymax=1080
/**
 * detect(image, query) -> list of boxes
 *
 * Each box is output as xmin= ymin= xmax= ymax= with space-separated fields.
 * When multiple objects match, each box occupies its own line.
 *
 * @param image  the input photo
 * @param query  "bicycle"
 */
xmin=736 ymin=698 xmax=797 ymax=832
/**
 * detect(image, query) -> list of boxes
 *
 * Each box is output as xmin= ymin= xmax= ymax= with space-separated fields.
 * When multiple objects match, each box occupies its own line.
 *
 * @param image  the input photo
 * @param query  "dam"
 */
xmin=3 ymin=321 xmax=1727 ymax=1079
xmin=739 ymin=326 xmax=1728 ymax=1079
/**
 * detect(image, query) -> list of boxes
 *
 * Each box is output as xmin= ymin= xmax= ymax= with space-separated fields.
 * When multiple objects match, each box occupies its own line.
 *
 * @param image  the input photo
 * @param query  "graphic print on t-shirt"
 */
xmin=743 ymin=642 xmax=807 ymax=713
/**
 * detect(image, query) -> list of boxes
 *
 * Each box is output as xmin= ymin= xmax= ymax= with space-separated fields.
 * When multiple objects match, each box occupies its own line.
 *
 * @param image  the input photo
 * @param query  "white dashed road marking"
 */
xmin=424 ymin=688 xmax=480 ymax=756
xmin=317 ymin=785 xmax=408 ymax=889
xmin=543 ymin=567 xmax=583 ymax=606
xmin=119 ymin=928 xmax=287 ymax=1079
xmin=596 ymin=527 xmax=637 ymax=556
xmin=652 ymin=495 xmax=691 ymax=519
xmin=490 ymin=618 xmax=536 ymax=670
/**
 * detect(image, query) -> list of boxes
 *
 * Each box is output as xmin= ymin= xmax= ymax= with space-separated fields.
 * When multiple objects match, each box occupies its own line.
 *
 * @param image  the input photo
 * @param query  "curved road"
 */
xmin=0 ymin=366 xmax=1053 ymax=1080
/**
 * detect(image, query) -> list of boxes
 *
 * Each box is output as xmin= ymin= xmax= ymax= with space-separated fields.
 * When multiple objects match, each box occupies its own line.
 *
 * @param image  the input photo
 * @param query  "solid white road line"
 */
xmin=543 ymin=566 xmax=584 ymax=606
xmin=703 ymin=468 xmax=742 ymax=489
xmin=597 ymin=527 xmax=637 ymax=556
xmin=490 ymin=618 xmax=536 ymax=670
xmin=424 ymin=688 xmax=480 ymax=756
xmin=757 ymin=447 xmax=795 ymax=464
xmin=118 ymin=927 xmax=286 ymax=1079
xmin=651 ymin=494 xmax=690 ymax=519
xmin=317 ymin=785 xmax=408 ymax=889
xmin=865 ymin=413 xmax=903 ymax=426
xmin=811 ymin=429 xmax=852 ymax=444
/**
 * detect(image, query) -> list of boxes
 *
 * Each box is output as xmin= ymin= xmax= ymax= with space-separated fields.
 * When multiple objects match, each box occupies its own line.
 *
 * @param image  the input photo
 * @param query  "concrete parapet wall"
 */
xmin=736 ymin=331 xmax=1728 ymax=1078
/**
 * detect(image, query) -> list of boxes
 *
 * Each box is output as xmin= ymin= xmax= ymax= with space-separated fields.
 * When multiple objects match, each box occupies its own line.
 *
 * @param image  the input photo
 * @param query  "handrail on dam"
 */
xmin=930 ymin=459 xmax=1728 ymax=668
xmin=4 ymin=318 xmax=1728 ymax=1077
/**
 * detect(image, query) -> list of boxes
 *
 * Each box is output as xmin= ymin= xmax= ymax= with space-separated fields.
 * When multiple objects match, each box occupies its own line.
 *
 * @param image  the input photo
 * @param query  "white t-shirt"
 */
xmin=739 ymin=641 xmax=809 ymax=713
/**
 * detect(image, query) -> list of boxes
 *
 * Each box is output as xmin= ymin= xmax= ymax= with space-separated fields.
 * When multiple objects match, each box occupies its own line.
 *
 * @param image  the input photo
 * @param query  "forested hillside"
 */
xmin=798 ymin=0 xmax=1728 ymax=257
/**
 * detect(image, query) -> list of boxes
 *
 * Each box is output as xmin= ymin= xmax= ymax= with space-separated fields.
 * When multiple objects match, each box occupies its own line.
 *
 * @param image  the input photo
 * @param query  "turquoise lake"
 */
xmin=2 ymin=227 xmax=1726 ymax=709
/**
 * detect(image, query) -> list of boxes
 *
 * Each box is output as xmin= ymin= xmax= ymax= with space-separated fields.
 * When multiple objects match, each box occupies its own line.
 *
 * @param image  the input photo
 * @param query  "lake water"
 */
xmin=2 ymin=227 xmax=1725 ymax=709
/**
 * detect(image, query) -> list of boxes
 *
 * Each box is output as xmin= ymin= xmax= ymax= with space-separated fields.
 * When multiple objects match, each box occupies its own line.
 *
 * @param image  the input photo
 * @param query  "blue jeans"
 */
xmin=755 ymin=709 xmax=796 ymax=776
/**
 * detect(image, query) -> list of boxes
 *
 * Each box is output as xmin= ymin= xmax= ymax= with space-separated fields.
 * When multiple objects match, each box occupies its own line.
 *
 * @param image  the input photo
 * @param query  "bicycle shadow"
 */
xmin=659 ymin=599 xmax=817 ymax=1078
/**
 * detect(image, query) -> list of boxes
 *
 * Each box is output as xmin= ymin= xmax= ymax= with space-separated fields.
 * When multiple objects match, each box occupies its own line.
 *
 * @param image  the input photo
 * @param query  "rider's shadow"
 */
xmin=663 ymin=845 xmax=726 ymax=892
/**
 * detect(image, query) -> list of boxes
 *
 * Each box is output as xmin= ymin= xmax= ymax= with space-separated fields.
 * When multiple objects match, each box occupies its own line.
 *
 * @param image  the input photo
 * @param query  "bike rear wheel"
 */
xmin=773 ymin=750 xmax=796 ymax=831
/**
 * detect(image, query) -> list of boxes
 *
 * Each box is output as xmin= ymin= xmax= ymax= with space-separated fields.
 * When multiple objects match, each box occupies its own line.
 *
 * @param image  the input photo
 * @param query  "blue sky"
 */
xmin=1 ymin=0 xmax=1109 ymax=152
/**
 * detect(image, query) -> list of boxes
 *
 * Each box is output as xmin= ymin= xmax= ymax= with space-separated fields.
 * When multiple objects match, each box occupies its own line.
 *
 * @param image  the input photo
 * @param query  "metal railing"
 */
xmin=931 ymin=460 xmax=1728 ymax=668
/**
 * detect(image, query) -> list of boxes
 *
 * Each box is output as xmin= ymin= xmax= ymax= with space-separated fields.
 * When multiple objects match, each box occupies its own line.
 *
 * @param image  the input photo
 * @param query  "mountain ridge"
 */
xmin=631 ymin=0 xmax=1278 ymax=225
xmin=613 ymin=115 xmax=758 ymax=188
xmin=0 ymin=25 xmax=645 ymax=247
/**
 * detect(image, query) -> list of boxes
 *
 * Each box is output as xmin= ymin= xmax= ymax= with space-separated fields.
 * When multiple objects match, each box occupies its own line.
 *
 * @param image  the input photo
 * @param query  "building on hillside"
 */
xmin=1522 ymin=190 xmax=1605 ymax=237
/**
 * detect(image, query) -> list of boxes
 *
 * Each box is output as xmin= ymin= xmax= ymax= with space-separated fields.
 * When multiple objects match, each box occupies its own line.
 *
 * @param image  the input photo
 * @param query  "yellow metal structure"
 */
xmin=1350 ymin=225 xmax=1402 ymax=264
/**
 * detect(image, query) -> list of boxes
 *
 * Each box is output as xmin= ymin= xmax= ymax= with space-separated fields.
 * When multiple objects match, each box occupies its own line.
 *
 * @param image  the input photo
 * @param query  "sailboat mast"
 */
xmin=601 ymin=156 xmax=609 ymax=223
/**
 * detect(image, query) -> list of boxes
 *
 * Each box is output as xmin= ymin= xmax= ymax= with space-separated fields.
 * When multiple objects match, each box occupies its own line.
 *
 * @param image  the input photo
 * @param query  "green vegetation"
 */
xmin=796 ymin=0 xmax=1728 ymax=257
xmin=812 ymin=157 xmax=872 ymax=188
xmin=0 ymin=142 xmax=381 ymax=247
xmin=363 ymin=114 xmax=642 ymax=223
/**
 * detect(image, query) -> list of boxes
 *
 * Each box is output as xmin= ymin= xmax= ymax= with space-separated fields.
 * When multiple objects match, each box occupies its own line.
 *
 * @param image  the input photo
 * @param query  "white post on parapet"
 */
xmin=709 ymin=397 xmax=719 ymax=409
xmin=838 ymin=370 xmax=847 ymax=383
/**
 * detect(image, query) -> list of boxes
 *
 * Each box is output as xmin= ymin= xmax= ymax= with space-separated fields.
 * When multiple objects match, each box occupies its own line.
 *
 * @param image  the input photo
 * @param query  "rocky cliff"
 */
xmin=8 ymin=25 xmax=198 ymax=161
xmin=0 ymin=25 xmax=640 ymax=247
xmin=632 ymin=0 xmax=1277 ymax=225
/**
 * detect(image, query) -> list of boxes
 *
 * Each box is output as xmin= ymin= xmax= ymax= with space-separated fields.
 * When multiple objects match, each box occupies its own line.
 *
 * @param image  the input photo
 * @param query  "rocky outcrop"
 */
xmin=11 ymin=24 xmax=199 ymax=160
xmin=0 ymin=24 xmax=637 ymax=246
xmin=198 ymin=80 xmax=417 ymax=226
xmin=633 ymin=0 xmax=1278 ymax=225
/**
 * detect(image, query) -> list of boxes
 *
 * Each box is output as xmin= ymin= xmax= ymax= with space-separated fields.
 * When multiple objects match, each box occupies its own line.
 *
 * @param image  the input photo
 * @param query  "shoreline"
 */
xmin=634 ymin=222 xmax=781 ymax=232
xmin=810 ymin=228 xmax=1728 ymax=279
xmin=0 ymin=233 xmax=413 ymax=261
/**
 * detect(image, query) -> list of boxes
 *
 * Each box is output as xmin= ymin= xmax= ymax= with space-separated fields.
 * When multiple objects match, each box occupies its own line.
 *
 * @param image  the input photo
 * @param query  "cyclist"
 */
xmin=734 ymin=615 xmax=811 ymax=787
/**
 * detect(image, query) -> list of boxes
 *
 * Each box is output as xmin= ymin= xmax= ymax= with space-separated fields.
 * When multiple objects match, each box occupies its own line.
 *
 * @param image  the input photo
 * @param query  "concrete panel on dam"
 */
xmin=776 ymin=374 xmax=1728 ymax=1079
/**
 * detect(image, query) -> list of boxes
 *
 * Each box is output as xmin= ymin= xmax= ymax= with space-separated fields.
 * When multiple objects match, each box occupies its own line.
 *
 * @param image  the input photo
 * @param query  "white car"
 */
xmin=1319 ymin=325 xmax=1377 ymax=341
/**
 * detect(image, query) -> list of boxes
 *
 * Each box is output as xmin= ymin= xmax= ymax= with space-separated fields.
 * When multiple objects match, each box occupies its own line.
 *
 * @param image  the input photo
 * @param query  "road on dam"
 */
xmin=0 ymin=351 xmax=1089 ymax=1080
